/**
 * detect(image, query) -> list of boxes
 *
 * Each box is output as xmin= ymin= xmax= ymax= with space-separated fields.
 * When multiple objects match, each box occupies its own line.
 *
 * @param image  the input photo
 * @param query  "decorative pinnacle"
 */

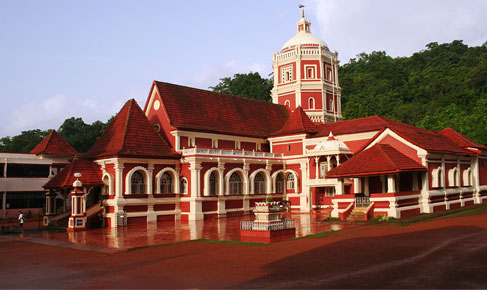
xmin=299 ymin=4 xmax=305 ymax=18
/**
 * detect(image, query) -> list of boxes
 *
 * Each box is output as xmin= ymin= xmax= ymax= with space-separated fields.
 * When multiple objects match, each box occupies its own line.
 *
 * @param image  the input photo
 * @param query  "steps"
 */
xmin=48 ymin=215 xmax=69 ymax=230
xmin=346 ymin=207 xmax=368 ymax=221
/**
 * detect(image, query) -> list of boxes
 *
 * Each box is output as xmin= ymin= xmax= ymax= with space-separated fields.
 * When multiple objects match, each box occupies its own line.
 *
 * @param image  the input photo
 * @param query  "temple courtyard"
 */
xmin=0 ymin=208 xmax=486 ymax=288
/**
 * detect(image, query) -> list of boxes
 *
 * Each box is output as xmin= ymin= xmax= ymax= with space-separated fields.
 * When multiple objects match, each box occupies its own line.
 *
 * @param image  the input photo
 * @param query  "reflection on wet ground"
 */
xmin=39 ymin=212 xmax=355 ymax=250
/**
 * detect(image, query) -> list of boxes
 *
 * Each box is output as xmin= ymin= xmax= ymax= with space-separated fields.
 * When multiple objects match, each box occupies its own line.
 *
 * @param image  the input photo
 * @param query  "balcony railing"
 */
xmin=240 ymin=219 xmax=295 ymax=231
xmin=182 ymin=148 xmax=283 ymax=158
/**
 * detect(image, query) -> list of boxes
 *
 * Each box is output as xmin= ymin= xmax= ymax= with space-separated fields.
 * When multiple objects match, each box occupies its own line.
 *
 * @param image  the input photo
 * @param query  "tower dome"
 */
xmin=281 ymin=17 xmax=329 ymax=52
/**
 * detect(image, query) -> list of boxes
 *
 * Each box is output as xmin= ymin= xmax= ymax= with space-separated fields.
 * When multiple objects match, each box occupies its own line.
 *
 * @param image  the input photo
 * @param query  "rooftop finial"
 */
xmin=299 ymin=4 xmax=305 ymax=18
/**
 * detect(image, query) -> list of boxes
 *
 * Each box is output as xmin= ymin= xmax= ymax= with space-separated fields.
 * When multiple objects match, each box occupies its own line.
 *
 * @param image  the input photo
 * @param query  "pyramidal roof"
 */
xmin=44 ymin=157 xmax=103 ymax=189
xmin=30 ymin=129 xmax=77 ymax=156
xmin=270 ymin=106 xmax=316 ymax=136
xmin=84 ymin=99 xmax=179 ymax=160
xmin=326 ymin=143 xmax=427 ymax=178
xmin=439 ymin=127 xmax=487 ymax=150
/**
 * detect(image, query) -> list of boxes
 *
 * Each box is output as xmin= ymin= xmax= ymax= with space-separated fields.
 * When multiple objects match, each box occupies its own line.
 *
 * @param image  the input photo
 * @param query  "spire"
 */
xmin=296 ymin=5 xmax=310 ymax=33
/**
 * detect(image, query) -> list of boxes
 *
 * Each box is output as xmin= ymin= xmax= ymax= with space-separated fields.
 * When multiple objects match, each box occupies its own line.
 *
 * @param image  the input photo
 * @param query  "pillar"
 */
xmin=335 ymin=178 xmax=344 ymax=195
xmin=387 ymin=175 xmax=396 ymax=193
xmin=189 ymin=161 xmax=203 ymax=220
xmin=314 ymin=157 xmax=319 ymax=179
xmin=265 ymin=162 xmax=272 ymax=194
xmin=353 ymin=178 xmax=361 ymax=194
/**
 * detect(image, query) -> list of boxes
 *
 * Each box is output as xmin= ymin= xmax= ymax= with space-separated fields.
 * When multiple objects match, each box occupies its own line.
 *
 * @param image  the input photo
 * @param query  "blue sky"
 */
xmin=1 ymin=0 xmax=486 ymax=137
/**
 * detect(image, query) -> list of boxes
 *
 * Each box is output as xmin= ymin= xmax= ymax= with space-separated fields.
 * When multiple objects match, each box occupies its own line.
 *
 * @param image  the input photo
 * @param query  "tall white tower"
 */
xmin=271 ymin=10 xmax=342 ymax=123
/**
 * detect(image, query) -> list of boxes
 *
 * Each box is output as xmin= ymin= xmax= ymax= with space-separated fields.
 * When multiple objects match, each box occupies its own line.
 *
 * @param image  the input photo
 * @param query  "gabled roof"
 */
xmin=439 ymin=127 xmax=487 ymax=150
xmin=270 ymin=106 xmax=316 ymax=136
xmin=84 ymin=99 xmax=179 ymax=160
xmin=44 ymin=158 xmax=103 ymax=189
xmin=315 ymin=116 xmax=473 ymax=156
xmin=326 ymin=143 xmax=427 ymax=178
xmin=30 ymin=130 xmax=77 ymax=156
xmin=153 ymin=81 xmax=289 ymax=138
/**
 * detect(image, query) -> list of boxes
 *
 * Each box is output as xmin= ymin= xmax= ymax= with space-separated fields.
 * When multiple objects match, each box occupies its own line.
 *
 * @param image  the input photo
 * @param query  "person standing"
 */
xmin=18 ymin=211 xmax=24 ymax=233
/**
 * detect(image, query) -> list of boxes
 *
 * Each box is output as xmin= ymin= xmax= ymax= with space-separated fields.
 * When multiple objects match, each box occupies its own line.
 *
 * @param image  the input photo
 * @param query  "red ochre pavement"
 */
xmin=1 ymin=210 xmax=486 ymax=288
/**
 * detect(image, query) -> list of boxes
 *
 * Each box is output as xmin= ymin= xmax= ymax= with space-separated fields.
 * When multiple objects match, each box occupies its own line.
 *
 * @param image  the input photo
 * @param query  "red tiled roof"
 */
xmin=326 ymin=144 xmax=427 ymax=178
xmin=83 ymin=99 xmax=179 ymax=159
xmin=44 ymin=158 xmax=103 ymax=189
xmin=154 ymin=81 xmax=290 ymax=138
xmin=315 ymin=116 xmax=473 ymax=155
xmin=270 ymin=107 xmax=316 ymax=136
xmin=439 ymin=127 xmax=487 ymax=150
xmin=30 ymin=130 xmax=77 ymax=156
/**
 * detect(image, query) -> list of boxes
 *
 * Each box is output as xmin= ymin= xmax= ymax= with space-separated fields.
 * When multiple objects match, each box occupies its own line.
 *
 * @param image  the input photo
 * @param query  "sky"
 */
xmin=0 ymin=0 xmax=486 ymax=138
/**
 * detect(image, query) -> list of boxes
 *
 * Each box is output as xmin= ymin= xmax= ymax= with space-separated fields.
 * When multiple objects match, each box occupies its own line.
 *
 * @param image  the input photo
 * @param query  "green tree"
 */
xmin=0 ymin=129 xmax=49 ymax=153
xmin=339 ymin=40 xmax=487 ymax=145
xmin=57 ymin=117 xmax=109 ymax=153
xmin=210 ymin=72 xmax=273 ymax=102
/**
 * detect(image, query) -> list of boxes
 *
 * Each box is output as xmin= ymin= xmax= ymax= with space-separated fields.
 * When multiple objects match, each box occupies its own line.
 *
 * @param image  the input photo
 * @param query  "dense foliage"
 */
xmin=0 ymin=117 xmax=110 ymax=153
xmin=340 ymin=40 xmax=487 ymax=144
xmin=210 ymin=72 xmax=273 ymax=102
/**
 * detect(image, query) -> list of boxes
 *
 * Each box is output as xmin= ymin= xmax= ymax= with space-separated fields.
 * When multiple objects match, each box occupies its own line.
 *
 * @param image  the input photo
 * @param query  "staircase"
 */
xmin=47 ymin=211 xmax=70 ymax=230
xmin=346 ymin=207 xmax=368 ymax=222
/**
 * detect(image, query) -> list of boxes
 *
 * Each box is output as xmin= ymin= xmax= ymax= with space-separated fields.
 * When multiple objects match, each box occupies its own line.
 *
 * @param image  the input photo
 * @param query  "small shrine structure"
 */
xmin=240 ymin=201 xmax=296 ymax=243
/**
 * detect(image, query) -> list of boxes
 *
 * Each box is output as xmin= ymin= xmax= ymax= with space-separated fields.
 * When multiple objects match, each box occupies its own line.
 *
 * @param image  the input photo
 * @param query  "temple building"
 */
xmin=40 ymin=13 xmax=487 ymax=230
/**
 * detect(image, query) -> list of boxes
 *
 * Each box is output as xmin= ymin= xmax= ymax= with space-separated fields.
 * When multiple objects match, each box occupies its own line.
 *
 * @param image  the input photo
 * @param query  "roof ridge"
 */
xmin=120 ymin=99 xmax=134 ymax=152
xmin=155 ymin=81 xmax=280 ymax=106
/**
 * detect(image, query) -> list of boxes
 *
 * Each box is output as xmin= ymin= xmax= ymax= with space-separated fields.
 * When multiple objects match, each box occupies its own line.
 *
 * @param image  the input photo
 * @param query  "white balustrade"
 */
xmin=182 ymin=148 xmax=282 ymax=158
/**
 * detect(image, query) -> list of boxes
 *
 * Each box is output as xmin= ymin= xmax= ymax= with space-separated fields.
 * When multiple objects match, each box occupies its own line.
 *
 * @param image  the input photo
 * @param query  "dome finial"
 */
xmin=299 ymin=4 xmax=305 ymax=18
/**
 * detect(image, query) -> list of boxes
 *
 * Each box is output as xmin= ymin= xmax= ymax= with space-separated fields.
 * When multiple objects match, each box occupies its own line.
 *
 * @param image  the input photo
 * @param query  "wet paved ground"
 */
xmin=4 ymin=211 xmax=355 ymax=251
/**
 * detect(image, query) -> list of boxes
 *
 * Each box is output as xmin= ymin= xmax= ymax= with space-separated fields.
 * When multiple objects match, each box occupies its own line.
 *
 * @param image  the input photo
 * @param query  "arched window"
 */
xmin=160 ymin=172 xmax=172 ymax=193
xmin=254 ymin=173 xmax=265 ymax=194
xmin=276 ymin=173 xmax=285 ymax=194
xmin=448 ymin=167 xmax=458 ymax=187
xmin=209 ymin=171 xmax=218 ymax=195
xmin=131 ymin=171 xmax=145 ymax=194
xmin=308 ymin=98 xmax=315 ymax=109
xmin=284 ymin=100 xmax=290 ymax=108
xmin=287 ymin=174 xmax=295 ymax=191
xmin=329 ymin=99 xmax=334 ymax=112
xmin=229 ymin=172 xmax=242 ymax=195
xmin=102 ymin=175 xmax=110 ymax=195
xmin=180 ymin=178 xmax=187 ymax=194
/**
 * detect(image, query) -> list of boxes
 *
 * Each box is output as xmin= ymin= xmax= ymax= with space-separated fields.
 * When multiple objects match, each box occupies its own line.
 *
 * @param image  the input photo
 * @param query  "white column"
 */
xmin=265 ymin=162 xmax=272 ymax=194
xmin=189 ymin=161 xmax=203 ymax=221
xmin=189 ymin=162 xmax=202 ymax=198
xmin=353 ymin=178 xmax=361 ymax=194
xmin=314 ymin=157 xmax=319 ymax=179
xmin=335 ymin=178 xmax=344 ymax=195
xmin=147 ymin=163 xmax=154 ymax=195
xmin=327 ymin=156 xmax=332 ymax=171
xmin=114 ymin=163 xmax=124 ymax=197
xmin=175 ymin=134 xmax=180 ymax=151
xmin=387 ymin=175 xmax=396 ymax=193
xmin=243 ymin=161 xmax=250 ymax=213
